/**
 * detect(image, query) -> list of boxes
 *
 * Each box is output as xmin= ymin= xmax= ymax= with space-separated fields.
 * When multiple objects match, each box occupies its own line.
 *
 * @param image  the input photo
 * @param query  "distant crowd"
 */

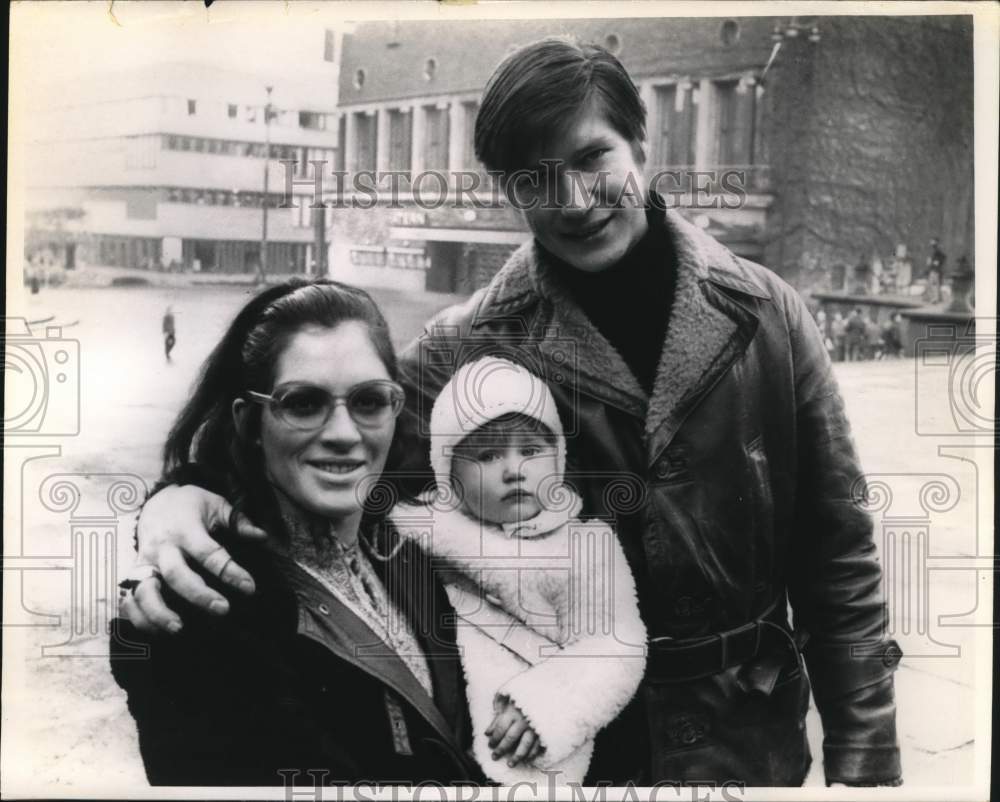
xmin=814 ymin=307 xmax=905 ymax=362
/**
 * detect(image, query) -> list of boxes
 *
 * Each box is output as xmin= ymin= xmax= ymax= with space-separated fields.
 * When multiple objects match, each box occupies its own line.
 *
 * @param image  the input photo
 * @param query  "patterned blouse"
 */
xmin=283 ymin=510 xmax=434 ymax=697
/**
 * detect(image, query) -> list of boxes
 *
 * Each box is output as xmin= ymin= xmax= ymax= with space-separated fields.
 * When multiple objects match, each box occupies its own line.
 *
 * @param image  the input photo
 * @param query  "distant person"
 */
xmin=162 ymin=307 xmax=176 ymax=362
xmin=845 ymin=307 xmax=867 ymax=361
xmin=865 ymin=315 xmax=884 ymax=360
xmin=831 ymin=311 xmax=847 ymax=362
xmin=925 ymin=238 xmax=946 ymax=303
xmin=882 ymin=313 xmax=904 ymax=358
xmin=891 ymin=245 xmax=913 ymax=293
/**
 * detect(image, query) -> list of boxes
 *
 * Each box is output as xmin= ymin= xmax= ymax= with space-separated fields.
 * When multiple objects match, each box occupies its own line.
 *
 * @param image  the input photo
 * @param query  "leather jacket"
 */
xmin=394 ymin=208 xmax=902 ymax=786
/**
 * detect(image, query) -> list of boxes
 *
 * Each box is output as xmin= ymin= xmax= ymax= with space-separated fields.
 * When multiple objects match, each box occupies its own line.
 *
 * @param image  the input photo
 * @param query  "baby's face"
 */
xmin=451 ymin=431 xmax=558 ymax=525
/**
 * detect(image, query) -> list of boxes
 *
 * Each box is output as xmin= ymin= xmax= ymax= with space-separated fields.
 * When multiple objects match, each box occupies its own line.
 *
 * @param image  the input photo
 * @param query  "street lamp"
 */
xmin=761 ymin=18 xmax=821 ymax=82
xmin=259 ymin=85 xmax=274 ymax=284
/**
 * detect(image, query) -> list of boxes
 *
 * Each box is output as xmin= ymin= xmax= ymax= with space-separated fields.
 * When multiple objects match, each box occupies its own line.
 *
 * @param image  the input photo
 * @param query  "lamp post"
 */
xmin=258 ymin=85 xmax=274 ymax=284
xmin=760 ymin=18 xmax=821 ymax=82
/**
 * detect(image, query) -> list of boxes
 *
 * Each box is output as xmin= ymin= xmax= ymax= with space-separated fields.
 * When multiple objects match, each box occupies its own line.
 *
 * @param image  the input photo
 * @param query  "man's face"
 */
xmin=510 ymin=104 xmax=649 ymax=273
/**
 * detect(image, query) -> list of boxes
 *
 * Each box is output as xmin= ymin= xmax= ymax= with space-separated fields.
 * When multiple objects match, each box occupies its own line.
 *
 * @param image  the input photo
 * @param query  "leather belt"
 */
xmin=646 ymin=598 xmax=797 ymax=684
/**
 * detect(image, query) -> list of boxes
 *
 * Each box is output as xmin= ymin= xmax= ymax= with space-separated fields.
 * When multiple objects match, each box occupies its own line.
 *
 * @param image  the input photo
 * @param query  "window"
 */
xmin=423 ymin=105 xmax=450 ymax=171
xmin=354 ymin=69 xmax=366 ymax=90
xmin=423 ymin=58 xmax=437 ymax=81
xmin=604 ymin=34 xmax=622 ymax=55
xmin=354 ymin=112 xmax=377 ymax=172
xmin=228 ymin=104 xmax=238 ymax=118
xmin=187 ymin=99 xmax=197 ymax=116
xmin=388 ymin=109 xmax=413 ymax=173
xmin=654 ymin=84 xmax=696 ymax=167
xmin=715 ymin=79 xmax=755 ymax=166
xmin=720 ymin=20 xmax=740 ymax=47
xmin=246 ymin=106 xmax=258 ymax=123
xmin=299 ymin=110 xmax=326 ymax=130
xmin=463 ymin=101 xmax=479 ymax=170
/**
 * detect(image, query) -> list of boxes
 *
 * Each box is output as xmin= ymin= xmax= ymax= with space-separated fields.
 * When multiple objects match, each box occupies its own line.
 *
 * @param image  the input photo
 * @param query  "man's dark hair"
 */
xmin=474 ymin=36 xmax=647 ymax=176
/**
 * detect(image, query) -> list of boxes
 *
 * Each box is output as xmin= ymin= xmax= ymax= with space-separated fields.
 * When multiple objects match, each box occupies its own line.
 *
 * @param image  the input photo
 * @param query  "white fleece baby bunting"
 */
xmin=391 ymin=357 xmax=647 ymax=785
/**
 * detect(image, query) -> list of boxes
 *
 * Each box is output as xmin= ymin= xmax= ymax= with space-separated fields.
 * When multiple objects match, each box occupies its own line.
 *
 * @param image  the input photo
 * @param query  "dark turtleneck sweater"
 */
xmin=547 ymin=206 xmax=678 ymax=396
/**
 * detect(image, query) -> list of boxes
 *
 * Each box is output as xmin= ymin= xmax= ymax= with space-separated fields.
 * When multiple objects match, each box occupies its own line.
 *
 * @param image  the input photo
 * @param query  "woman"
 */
xmin=110 ymin=279 xmax=479 ymax=786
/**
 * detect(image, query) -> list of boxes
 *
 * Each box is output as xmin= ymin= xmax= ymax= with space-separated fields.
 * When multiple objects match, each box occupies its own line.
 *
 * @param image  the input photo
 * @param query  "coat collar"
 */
xmin=470 ymin=208 xmax=770 ymax=462
xmin=249 ymin=544 xmax=464 ymax=754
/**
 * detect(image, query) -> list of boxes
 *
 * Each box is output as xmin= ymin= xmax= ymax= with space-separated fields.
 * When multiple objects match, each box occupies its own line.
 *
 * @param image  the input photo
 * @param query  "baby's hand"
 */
xmin=486 ymin=697 xmax=545 ymax=767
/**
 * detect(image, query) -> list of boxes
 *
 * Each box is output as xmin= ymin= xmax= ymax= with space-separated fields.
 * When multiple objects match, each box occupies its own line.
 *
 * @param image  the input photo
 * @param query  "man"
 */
xmin=926 ymin=237 xmax=946 ymax=303
xmin=162 ymin=306 xmax=176 ymax=362
xmin=125 ymin=37 xmax=901 ymax=787
xmin=845 ymin=307 xmax=868 ymax=362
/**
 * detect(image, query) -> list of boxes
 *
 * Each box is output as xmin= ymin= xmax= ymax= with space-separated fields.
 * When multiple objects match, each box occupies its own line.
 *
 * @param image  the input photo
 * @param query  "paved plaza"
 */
xmin=2 ymin=284 xmax=988 ymax=794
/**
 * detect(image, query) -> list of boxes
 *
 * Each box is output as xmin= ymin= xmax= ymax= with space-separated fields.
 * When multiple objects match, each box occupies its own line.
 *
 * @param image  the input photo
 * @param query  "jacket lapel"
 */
xmin=644 ymin=211 xmax=766 ymax=465
xmin=473 ymin=240 xmax=649 ymax=419
xmin=470 ymin=211 xmax=769 ymax=455
xmin=284 ymin=559 xmax=460 ymax=749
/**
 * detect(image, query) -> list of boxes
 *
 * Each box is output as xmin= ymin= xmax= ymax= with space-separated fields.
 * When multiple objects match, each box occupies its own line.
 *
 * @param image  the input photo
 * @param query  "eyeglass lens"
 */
xmin=274 ymin=383 xmax=400 ymax=429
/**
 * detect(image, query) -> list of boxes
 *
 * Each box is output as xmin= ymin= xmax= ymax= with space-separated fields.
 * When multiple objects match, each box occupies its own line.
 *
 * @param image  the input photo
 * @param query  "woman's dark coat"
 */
xmin=110 ymin=534 xmax=481 ymax=786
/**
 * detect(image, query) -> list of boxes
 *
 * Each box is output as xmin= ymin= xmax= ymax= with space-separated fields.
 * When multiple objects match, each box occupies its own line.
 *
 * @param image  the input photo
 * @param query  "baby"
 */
xmin=390 ymin=357 xmax=646 ymax=785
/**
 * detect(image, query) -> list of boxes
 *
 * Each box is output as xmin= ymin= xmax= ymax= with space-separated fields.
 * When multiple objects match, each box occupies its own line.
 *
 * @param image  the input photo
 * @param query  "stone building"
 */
xmin=325 ymin=16 xmax=974 ymax=297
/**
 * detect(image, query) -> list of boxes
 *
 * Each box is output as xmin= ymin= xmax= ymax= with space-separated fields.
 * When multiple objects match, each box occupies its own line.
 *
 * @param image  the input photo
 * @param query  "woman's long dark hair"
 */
xmin=161 ymin=278 xmax=398 ymax=540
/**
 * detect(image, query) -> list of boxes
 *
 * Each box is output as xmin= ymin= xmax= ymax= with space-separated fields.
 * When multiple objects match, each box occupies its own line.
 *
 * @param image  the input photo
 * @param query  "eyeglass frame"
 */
xmin=246 ymin=379 xmax=406 ymax=431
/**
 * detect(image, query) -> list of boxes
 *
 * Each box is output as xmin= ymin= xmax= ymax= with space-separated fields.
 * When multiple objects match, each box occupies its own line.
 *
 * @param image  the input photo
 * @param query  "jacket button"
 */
xmin=883 ymin=642 xmax=903 ymax=667
xmin=655 ymin=461 xmax=671 ymax=479
xmin=318 ymin=604 xmax=330 ymax=616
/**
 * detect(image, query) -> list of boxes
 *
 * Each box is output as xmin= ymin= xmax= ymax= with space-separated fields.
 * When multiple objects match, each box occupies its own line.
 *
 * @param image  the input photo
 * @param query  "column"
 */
xmin=448 ymin=99 xmax=464 ymax=175
xmin=344 ymin=111 xmax=358 ymax=174
xmin=376 ymin=106 xmax=391 ymax=175
xmin=411 ymin=103 xmax=426 ymax=176
xmin=694 ymin=78 xmax=715 ymax=170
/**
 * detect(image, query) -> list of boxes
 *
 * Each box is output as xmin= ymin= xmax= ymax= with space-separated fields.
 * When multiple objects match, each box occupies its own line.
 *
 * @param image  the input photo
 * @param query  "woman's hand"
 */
xmin=121 ymin=485 xmax=266 ymax=633
xmin=485 ymin=697 xmax=545 ymax=768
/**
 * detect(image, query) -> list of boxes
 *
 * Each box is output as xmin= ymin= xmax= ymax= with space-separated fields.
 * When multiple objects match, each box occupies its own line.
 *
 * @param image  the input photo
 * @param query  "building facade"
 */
xmin=325 ymin=16 xmax=973 ymax=297
xmin=24 ymin=60 xmax=342 ymax=275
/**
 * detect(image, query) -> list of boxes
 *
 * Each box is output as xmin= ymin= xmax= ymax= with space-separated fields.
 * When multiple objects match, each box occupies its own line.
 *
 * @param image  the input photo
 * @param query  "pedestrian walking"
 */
xmin=882 ymin=313 xmax=905 ymax=358
xmin=162 ymin=306 xmax=176 ymax=362
xmin=845 ymin=307 xmax=867 ymax=361
xmin=831 ymin=311 xmax=847 ymax=362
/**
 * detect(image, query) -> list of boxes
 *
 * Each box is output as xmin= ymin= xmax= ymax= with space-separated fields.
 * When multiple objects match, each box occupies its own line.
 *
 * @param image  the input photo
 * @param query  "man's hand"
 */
xmin=485 ymin=696 xmax=544 ymax=768
xmin=120 ymin=485 xmax=266 ymax=633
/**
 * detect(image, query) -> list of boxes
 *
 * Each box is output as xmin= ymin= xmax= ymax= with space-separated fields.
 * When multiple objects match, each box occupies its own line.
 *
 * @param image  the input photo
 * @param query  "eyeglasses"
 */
xmin=248 ymin=380 xmax=405 ymax=431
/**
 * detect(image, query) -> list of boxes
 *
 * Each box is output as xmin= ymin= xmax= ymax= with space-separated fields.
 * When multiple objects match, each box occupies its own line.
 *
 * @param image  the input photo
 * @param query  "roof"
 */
xmin=338 ymin=17 xmax=778 ymax=106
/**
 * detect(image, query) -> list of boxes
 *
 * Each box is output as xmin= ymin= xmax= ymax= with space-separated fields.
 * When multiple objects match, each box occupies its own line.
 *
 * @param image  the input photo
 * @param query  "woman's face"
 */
xmin=251 ymin=321 xmax=396 ymax=521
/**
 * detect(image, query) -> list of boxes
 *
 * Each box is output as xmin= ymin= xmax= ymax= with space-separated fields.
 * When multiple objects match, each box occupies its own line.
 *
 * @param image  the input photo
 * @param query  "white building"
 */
xmin=24 ymin=58 xmax=342 ymax=274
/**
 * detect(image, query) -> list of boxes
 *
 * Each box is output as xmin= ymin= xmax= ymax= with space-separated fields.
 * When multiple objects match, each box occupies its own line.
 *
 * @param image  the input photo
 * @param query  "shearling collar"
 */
xmin=469 ymin=208 xmax=771 ymax=464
